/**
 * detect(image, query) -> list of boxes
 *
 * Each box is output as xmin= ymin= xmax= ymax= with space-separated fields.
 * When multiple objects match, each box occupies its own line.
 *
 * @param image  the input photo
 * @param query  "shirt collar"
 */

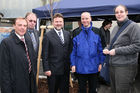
xmin=54 ymin=28 xmax=63 ymax=35
xmin=28 ymin=29 xmax=34 ymax=33
xmin=15 ymin=32 xmax=25 ymax=40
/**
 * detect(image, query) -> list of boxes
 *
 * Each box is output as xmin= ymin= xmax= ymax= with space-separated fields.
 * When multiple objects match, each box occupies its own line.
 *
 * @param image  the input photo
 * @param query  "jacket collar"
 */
xmin=81 ymin=22 xmax=93 ymax=34
xmin=11 ymin=30 xmax=25 ymax=45
xmin=117 ymin=17 xmax=129 ymax=27
xmin=52 ymin=29 xmax=65 ymax=45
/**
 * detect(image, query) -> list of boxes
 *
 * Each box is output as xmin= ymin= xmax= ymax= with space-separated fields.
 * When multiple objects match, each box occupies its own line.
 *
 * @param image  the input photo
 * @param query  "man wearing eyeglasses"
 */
xmin=25 ymin=12 xmax=39 ymax=75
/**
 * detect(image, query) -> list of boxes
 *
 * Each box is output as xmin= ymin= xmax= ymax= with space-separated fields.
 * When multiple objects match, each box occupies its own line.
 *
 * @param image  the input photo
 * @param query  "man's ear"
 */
xmin=126 ymin=11 xmax=128 ymax=15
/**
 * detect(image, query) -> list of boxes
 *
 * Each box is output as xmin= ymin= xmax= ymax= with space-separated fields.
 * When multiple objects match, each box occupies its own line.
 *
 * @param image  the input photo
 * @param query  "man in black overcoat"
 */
xmin=0 ymin=18 xmax=37 ymax=93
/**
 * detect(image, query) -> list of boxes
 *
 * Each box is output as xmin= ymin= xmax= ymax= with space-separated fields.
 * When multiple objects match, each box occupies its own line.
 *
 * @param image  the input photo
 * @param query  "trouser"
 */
xmin=109 ymin=64 xmax=137 ymax=93
xmin=76 ymin=73 xmax=97 ymax=93
xmin=29 ymin=71 xmax=37 ymax=93
xmin=47 ymin=74 xmax=69 ymax=93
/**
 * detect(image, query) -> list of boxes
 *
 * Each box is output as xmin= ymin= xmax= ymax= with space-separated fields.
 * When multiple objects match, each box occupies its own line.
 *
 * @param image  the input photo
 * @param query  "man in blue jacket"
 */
xmin=70 ymin=12 xmax=105 ymax=93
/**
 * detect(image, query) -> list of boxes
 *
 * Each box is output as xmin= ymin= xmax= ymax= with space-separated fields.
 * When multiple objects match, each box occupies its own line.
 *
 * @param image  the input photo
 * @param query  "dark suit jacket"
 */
xmin=27 ymin=29 xmax=39 ymax=54
xmin=0 ymin=32 xmax=37 ymax=93
xmin=42 ymin=29 xmax=72 ymax=75
xmin=27 ymin=29 xmax=39 ymax=74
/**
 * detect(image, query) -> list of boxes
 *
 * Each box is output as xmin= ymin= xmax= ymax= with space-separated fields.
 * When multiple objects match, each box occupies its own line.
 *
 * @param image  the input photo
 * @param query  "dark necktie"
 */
xmin=58 ymin=31 xmax=64 ymax=44
xmin=21 ymin=38 xmax=32 ymax=73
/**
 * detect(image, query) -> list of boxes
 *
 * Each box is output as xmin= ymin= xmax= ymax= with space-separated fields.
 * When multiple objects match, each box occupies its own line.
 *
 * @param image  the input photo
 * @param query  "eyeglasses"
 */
xmin=28 ymin=20 xmax=36 ymax=23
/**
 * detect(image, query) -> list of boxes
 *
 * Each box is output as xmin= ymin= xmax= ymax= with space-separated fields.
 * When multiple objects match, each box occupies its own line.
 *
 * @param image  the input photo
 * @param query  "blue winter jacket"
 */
xmin=71 ymin=23 xmax=105 ymax=74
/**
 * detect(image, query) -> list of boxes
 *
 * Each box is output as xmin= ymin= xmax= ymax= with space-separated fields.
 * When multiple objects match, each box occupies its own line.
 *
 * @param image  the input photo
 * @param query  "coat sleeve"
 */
xmin=97 ymin=36 xmax=105 ymax=64
xmin=70 ymin=38 xmax=77 ymax=66
xmin=0 ymin=40 xmax=12 ymax=93
xmin=115 ymin=23 xmax=140 ymax=55
xmin=42 ymin=34 xmax=50 ymax=72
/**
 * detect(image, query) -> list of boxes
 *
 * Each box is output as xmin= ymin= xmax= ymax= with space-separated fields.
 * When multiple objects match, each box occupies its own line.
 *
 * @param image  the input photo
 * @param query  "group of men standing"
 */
xmin=1 ymin=6 xmax=138 ymax=93
xmin=0 ymin=11 xmax=107 ymax=93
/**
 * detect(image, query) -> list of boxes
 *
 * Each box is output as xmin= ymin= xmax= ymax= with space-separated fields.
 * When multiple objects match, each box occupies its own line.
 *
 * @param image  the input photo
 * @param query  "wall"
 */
xmin=0 ymin=0 xmax=60 ymax=18
xmin=0 ymin=0 xmax=42 ymax=18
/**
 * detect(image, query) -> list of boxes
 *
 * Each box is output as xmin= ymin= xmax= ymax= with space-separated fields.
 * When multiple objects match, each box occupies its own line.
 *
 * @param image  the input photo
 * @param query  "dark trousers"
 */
xmin=77 ymin=73 xmax=97 ymax=93
xmin=109 ymin=65 xmax=137 ymax=93
xmin=29 ymin=71 xmax=37 ymax=93
xmin=47 ymin=74 xmax=69 ymax=93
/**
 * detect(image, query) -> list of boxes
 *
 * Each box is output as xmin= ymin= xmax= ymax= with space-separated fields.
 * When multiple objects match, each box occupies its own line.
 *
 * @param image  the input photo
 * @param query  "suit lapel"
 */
xmin=27 ymin=30 xmax=39 ymax=53
xmin=33 ymin=30 xmax=39 ymax=45
xmin=63 ymin=30 xmax=67 ymax=45
xmin=25 ymin=34 xmax=36 ymax=73
xmin=12 ymin=33 xmax=29 ymax=73
xmin=27 ymin=29 xmax=39 ymax=46
xmin=52 ymin=29 xmax=64 ymax=45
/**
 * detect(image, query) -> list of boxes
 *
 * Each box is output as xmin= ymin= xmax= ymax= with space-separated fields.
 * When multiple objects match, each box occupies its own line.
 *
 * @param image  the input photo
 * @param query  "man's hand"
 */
xmin=44 ymin=71 xmax=51 ymax=76
xmin=98 ymin=64 xmax=102 ymax=72
xmin=103 ymin=49 xmax=110 ymax=55
xmin=103 ymin=49 xmax=116 ymax=56
xmin=109 ymin=49 xmax=115 ymax=56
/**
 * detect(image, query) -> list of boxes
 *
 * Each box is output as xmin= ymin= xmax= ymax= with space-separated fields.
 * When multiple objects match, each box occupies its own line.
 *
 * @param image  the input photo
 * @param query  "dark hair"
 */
xmin=25 ymin=12 xmax=37 ymax=18
xmin=102 ymin=19 xmax=112 ymax=27
xmin=0 ymin=12 xmax=4 ymax=17
xmin=14 ymin=17 xmax=27 ymax=25
xmin=53 ymin=13 xmax=64 ymax=20
xmin=114 ymin=5 xmax=128 ymax=13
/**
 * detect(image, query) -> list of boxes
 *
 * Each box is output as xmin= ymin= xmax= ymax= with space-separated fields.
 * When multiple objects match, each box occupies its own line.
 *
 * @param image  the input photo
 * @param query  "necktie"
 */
xmin=21 ymin=38 xmax=32 ymax=73
xmin=58 ymin=31 xmax=64 ymax=44
xmin=29 ymin=31 xmax=37 ymax=52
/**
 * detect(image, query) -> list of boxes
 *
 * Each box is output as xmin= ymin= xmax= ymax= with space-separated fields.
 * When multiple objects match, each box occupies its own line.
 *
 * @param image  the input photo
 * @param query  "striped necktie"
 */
xmin=21 ymin=38 xmax=32 ymax=73
xmin=58 ymin=31 xmax=64 ymax=44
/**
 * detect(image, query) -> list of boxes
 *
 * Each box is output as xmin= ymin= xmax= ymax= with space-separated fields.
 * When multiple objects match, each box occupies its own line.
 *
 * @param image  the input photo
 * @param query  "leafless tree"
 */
xmin=40 ymin=0 xmax=60 ymax=24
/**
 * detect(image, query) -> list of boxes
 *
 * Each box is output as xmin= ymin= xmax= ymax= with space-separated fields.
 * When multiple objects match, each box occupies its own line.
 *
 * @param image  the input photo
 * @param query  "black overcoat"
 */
xmin=0 ymin=32 xmax=37 ymax=93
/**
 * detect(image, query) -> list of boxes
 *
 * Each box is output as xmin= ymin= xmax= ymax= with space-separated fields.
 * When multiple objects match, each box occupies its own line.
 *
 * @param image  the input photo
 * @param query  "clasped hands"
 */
xmin=103 ymin=49 xmax=116 ymax=56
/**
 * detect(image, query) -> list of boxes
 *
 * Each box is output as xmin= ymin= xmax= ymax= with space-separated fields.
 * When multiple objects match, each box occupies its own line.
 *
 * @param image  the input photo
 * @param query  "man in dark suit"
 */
xmin=25 ymin=12 xmax=39 ymax=74
xmin=42 ymin=13 xmax=71 ymax=93
xmin=0 ymin=18 xmax=37 ymax=93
